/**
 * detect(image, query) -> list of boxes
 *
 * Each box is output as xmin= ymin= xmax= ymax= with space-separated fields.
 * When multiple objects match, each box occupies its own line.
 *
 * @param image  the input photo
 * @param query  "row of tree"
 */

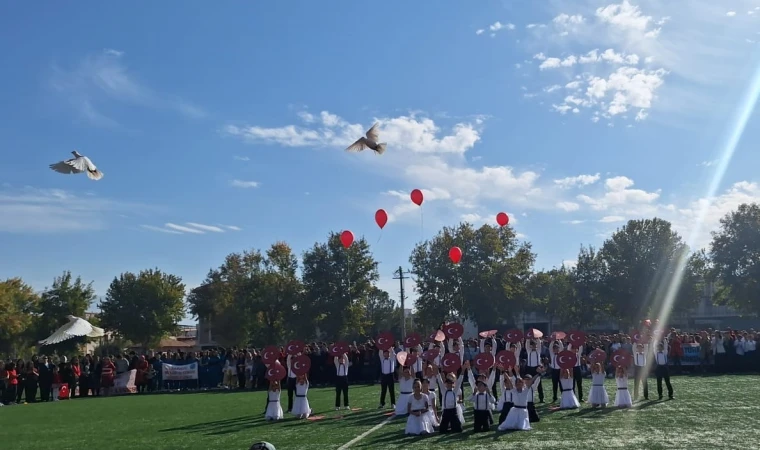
xmin=1 ymin=203 xmax=758 ymax=354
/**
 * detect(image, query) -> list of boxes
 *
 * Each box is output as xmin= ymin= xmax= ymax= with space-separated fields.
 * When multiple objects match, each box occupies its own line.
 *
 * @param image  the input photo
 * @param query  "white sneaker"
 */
xmin=391 ymin=404 xmax=396 ymax=409
xmin=335 ymin=407 xmax=340 ymax=411
xmin=345 ymin=406 xmax=350 ymax=410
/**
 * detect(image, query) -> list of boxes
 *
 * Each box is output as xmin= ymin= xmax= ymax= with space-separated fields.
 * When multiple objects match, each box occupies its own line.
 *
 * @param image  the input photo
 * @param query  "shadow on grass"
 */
xmin=159 ymin=415 xmax=267 ymax=436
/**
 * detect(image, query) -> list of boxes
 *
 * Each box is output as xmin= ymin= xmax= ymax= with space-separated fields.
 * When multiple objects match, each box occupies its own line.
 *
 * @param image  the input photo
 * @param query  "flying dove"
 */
xmin=346 ymin=123 xmax=387 ymax=154
xmin=50 ymin=150 xmax=104 ymax=180
xmin=39 ymin=315 xmax=105 ymax=345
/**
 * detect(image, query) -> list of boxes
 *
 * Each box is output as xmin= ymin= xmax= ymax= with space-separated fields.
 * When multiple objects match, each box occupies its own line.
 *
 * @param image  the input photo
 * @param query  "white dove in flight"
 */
xmin=39 ymin=315 xmax=105 ymax=346
xmin=346 ymin=123 xmax=387 ymax=154
xmin=50 ymin=150 xmax=104 ymax=180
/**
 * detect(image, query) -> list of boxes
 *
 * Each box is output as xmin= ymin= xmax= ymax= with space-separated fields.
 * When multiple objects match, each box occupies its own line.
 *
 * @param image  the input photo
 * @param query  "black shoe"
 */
xmin=658 ymin=396 xmax=663 ymax=400
xmin=669 ymin=396 xmax=674 ymax=400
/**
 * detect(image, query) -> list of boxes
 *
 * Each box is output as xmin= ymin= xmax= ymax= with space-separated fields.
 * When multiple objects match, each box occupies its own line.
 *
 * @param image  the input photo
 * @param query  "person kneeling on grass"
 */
xmin=405 ymin=379 xmax=434 ymax=435
xmin=265 ymin=380 xmax=283 ymax=421
xmin=498 ymin=371 xmax=542 ymax=432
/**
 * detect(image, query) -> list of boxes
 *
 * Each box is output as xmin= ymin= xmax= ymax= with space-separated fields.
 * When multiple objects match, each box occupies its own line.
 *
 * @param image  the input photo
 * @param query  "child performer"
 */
xmin=588 ymin=362 xmax=609 ymax=408
xmin=566 ymin=342 xmax=585 ymax=402
xmin=265 ymin=380 xmax=284 ymax=421
xmin=548 ymin=339 xmax=564 ymax=402
xmin=469 ymin=380 xmax=496 ymax=432
xmin=285 ymin=354 xmax=299 ymax=413
xmin=405 ymin=380 xmax=434 ymax=435
xmin=378 ymin=348 xmax=396 ymax=410
xmin=291 ymin=374 xmax=311 ymax=419
xmin=395 ymin=366 xmax=416 ymax=416
xmin=421 ymin=379 xmax=439 ymax=429
xmin=559 ymin=368 xmax=580 ymax=410
xmin=334 ymin=352 xmax=350 ymax=411
xmin=423 ymin=364 xmax=440 ymax=406
xmin=614 ymin=366 xmax=632 ymax=408
xmin=526 ymin=365 xmax=545 ymax=423
xmin=524 ymin=338 xmax=544 ymax=403
xmin=408 ymin=346 xmax=424 ymax=380
xmin=479 ymin=337 xmax=498 ymax=400
xmin=435 ymin=366 xmax=466 ymax=432
xmin=497 ymin=365 xmax=517 ymax=425
xmin=633 ymin=342 xmax=649 ymax=400
xmin=223 ymin=354 xmax=237 ymax=390
xmin=52 ymin=365 xmax=62 ymax=402
xmin=497 ymin=371 xmax=542 ymax=432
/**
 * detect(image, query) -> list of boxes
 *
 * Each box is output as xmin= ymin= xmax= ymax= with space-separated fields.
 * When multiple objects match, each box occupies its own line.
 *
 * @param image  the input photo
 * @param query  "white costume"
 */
xmin=559 ymin=377 xmax=580 ymax=409
xmin=498 ymin=388 xmax=531 ymax=431
xmin=405 ymin=393 xmax=435 ymax=435
xmin=614 ymin=376 xmax=632 ymax=408
xmin=588 ymin=373 xmax=609 ymax=406
xmin=424 ymin=391 xmax=439 ymax=427
xmin=395 ymin=376 xmax=415 ymax=416
xmin=265 ymin=390 xmax=283 ymax=420
xmin=291 ymin=381 xmax=311 ymax=418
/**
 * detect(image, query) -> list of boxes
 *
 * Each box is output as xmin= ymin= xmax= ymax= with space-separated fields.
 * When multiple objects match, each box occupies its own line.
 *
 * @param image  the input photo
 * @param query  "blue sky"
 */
xmin=2 ymin=1 xmax=760 ymax=323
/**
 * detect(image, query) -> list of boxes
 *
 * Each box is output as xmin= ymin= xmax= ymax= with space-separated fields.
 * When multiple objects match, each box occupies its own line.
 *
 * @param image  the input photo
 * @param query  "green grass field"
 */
xmin=3 ymin=375 xmax=758 ymax=449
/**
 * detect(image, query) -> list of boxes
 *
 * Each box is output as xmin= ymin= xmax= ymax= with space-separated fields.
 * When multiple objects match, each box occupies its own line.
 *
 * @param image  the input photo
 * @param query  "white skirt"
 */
xmin=498 ymin=406 xmax=530 ymax=431
xmin=614 ymin=388 xmax=633 ymax=408
xmin=265 ymin=401 xmax=283 ymax=420
xmin=292 ymin=396 xmax=311 ymax=417
xmin=456 ymin=403 xmax=466 ymax=424
xmin=560 ymin=390 xmax=580 ymax=409
xmin=588 ymin=386 xmax=609 ymax=406
xmin=395 ymin=394 xmax=412 ymax=416
xmin=405 ymin=412 xmax=435 ymax=435
xmin=425 ymin=409 xmax=439 ymax=427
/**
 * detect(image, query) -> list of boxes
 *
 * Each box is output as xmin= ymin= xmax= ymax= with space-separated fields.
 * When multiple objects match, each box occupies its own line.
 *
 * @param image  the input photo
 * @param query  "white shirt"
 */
xmin=746 ymin=340 xmax=757 ymax=352
xmin=442 ymin=389 xmax=458 ymax=409
xmin=655 ymin=351 xmax=668 ymax=366
xmin=734 ymin=339 xmax=746 ymax=356
xmin=469 ymin=391 xmax=494 ymax=411
xmin=548 ymin=342 xmax=564 ymax=369
xmin=713 ymin=337 xmax=726 ymax=354
xmin=335 ymin=357 xmax=348 ymax=376
xmin=379 ymin=350 xmax=396 ymax=375
xmin=634 ymin=344 xmax=649 ymax=367
xmin=527 ymin=349 xmax=540 ymax=367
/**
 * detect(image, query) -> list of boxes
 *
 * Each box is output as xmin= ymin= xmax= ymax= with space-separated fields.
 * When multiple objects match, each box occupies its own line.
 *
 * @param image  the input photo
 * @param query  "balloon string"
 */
xmin=455 ymin=266 xmax=464 ymax=319
xmin=376 ymin=229 xmax=383 ymax=245
xmin=420 ymin=206 xmax=424 ymax=242
xmin=346 ymin=249 xmax=352 ymax=304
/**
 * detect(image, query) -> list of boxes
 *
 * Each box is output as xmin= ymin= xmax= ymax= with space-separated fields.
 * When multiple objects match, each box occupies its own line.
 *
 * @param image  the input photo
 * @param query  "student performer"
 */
xmin=378 ymin=347 xmax=396 ymax=409
xmin=334 ymin=352 xmax=350 ymax=410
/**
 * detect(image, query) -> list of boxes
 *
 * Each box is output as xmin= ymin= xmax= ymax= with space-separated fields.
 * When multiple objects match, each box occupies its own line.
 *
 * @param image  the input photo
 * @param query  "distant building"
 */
xmin=196 ymin=316 xmax=218 ymax=347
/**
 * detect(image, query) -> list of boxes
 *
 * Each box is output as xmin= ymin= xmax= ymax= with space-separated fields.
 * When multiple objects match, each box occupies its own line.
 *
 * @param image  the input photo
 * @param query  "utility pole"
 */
xmin=393 ymin=266 xmax=412 ymax=337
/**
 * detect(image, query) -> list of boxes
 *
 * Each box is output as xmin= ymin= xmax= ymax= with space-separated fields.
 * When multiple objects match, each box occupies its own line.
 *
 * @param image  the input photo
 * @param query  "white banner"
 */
xmin=162 ymin=362 xmax=199 ymax=380
xmin=113 ymin=369 xmax=137 ymax=394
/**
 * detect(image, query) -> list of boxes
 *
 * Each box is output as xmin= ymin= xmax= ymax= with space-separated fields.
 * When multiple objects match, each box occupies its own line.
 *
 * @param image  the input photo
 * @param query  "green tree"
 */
xmin=567 ymin=246 xmax=609 ymax=328
xmin=0 ymin=278 xmax=40 ymax=355
xmin=35 ymin=271 xmax=97 ymax=355
xmin=365 ymin=286 xmax=401 ymax=337
xmin=598 ymin=218 xmax=692 ymax=328
xmin=710 ymin=203 xmax=760 ymax=314
xmin=100 ymin=268 xmax=186 ymax=348
xmin=301 ymin=232 xmax=379 ymax=339
xmin=410 ymin=222 xmax=535 ymax=331
xmin=529 ymin=268 xmax=573 ymax=327
xmin=187 ymin=251 xmax=265 ymax=347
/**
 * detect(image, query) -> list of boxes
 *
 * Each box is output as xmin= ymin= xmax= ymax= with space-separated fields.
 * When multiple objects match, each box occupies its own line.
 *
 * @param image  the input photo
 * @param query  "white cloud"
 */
xmin=230 ymin=179 xmax=260 ymax=188
xmin=225 ymin=110 xmax=481 ymax=155
xmin=489 ymin=21 xmax=515 ymax=32
xmin=699 ymin=160 xmax=717 ymax=167
xmin=0 ymin=186 xmax=149 ymax=233
xmin=726 ymin=11 xmax=736 ymax=17
xmin=223 ymin=225 xmax=242 ymax=231
xmin=563 ymin=220 xmax=586 ymax=225
xmin=576 ymin=176 xmax=660 ymax=211
xmin=185 ymin=223 xmax=224 ymax=233
xmin=599 ymin=215 xmax=626 ymax=222
xmin=476 ymin=29 xmax=485 ymax=35
xmin=297 ymin=111 xmax=315 ymax=123
xmin=556 ymin=201 xmax=581 ymax=211
xmin=554 ymin=173 xmax=601 ymax=188
xmin=140 ymin=225 xmax=182 ymax=235
xmin=562 ymin=259 xmax=578 ymax=268
xmin=165 ymin=223 xmax=204 ymax=234
xmin=233 ymin=156 xmax=250 ymax=161
xmin=553 ymin=13 xmax=585 ymax=26
xmin=49 ymin=49 xmax=204 ymax=127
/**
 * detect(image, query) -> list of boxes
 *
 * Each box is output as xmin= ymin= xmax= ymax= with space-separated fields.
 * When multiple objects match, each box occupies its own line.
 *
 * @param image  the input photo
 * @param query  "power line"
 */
xmin=393 ymin=266 xmax=412 ymax=337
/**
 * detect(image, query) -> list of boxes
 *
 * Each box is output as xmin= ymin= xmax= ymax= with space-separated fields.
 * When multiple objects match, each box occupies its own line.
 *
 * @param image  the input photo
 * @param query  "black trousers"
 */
xmin=655 ymin=365 xmax=673 ymax=398
xmin=439 ymin=408 xmax=462 ymax=433
xmin=25 ymin=382 xmax=38 ymax=403
xmin=380 ymin=373 xmax=395 ymax=406
xmin=3 ymin=385 xmax=17 ymax=404
xmin=472 ymin=409 xmax=490 ymax=432
xmin=286 ymin=377 xmax=297 ymax=411
xmin=39 ymin=383 xmax=51 ymax=402
xmin=498 ymin=402 xmax=513 ymax=424
xmin=528 ymin=401 xmax=540 ymax=422
xmin=573 ymin=366 xmax=584 ymax=401
xmin=551 ymin=369 xmax=561 ymax=401
xmin=335 ymin=376 xmax=349 ymax=407
xmin=415 ymin=371 xmax=423 ymax=381
xmin=633 ymin=366 xmax=648 ymax=399
xmin=526 ymin=367 xmax=544 ymax=402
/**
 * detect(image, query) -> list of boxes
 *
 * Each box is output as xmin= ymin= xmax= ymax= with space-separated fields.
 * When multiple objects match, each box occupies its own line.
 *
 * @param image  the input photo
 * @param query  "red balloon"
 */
xmin=496 ymin=212 xmax=509 ymax=227
xmin=410 ymin=189 xmax=424 ymax=206
xmin=375 ymin=209 xmax=388 ymax=229
xmin=449 ymin=246 xmax=462 ymax=264
xmin=340 ymin=230 xmax=354 ymax=248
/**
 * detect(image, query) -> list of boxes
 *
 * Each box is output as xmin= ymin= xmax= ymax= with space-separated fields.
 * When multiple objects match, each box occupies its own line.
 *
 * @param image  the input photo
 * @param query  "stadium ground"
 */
xmin=3 ymin=375 xmax=758 ymax=449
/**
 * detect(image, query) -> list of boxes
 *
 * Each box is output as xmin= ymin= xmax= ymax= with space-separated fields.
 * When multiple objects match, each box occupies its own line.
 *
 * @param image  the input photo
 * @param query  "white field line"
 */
xmin=336 ymin=414 xmax=395 ymax=450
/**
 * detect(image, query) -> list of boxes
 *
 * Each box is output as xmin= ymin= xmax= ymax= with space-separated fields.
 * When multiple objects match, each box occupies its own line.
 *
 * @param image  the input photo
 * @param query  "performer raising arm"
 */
xmin=334 ymin=352 xmax=350 ymax=411
xmin=566 ymin=342 xmax=585 ymax=402
xmin=469 ymin=380 xmax=496 ymax=432
xmin=524 ymin=339 xmax=544 ymax=403
xmin=497 ymin=370 xmax=543 ymax=432
xmin=436 ymin=369 xmax=465 ymax=433
xmin=548 ymin=339 xmax=564 ymax=403
xmin=633 ymin=342 xmax=649 ymax=400
xmin=291 ymin=374 xmax=312 ymax=419
xmin=614 ymin=366 xmax=632 ymax=408
xmin=654 ymin=340 xmax=674 ymax=400
xmin=378 ymin=348 xmax=396 ymax=410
